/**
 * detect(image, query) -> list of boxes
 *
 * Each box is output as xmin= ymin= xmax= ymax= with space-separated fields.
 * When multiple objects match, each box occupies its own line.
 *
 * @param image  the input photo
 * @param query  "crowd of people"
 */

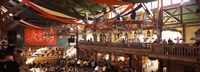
xmin=28 ymin=57 xmax=134 ymax=72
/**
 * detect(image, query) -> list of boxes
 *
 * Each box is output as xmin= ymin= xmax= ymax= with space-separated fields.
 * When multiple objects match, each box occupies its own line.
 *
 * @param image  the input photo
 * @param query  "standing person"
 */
xmin=168 ymin=38 xmax=174 ymax=45
xmin=162 ymin=39 xmax=167 ymax=45
xmin=3 ymin=55 xmax=20 ymax=72
xmin=174 ymin=37 xmax=181 ymax=44
xmin=194 ymin=29 xmax=200 ymax=46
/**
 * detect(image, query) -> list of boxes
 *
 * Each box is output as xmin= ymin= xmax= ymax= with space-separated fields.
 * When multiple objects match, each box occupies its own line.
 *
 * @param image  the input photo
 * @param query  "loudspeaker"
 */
xmin=13 ymin=16 xmax=21 ymax=20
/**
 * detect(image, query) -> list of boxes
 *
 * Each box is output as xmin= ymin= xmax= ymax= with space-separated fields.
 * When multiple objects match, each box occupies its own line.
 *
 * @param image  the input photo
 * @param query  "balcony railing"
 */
xmin=79 ymin=41 xmax=200 ymax=62
xmin=79 ymin=41 xmax=153 ymax=49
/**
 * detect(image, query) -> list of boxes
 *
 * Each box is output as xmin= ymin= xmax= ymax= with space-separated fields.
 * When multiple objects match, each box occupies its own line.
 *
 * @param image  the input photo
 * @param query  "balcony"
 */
xmin=79 ymin=41 xmax=200 ymax=63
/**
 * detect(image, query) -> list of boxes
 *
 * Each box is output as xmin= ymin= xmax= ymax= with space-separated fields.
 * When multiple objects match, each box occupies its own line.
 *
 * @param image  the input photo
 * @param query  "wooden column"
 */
xmin=158 ymin=60 xmax=164 ymax=72
xmin=157 ymin=0 xmax=164 ymax=40
xmin=129 ymin=54 xmax=135 ymax=70
xmin=107 ymin=32 xmax=112 ymax=42
xmin=109 ymin=53 xmax=112 ymax=61
xmin=100 ymin=33 xmax=103 ymax=42
xmin=180 ymin=5 xmax=186 ymax=42
xmin=167 ymin=60 xmax=174 ymax=72
xmin=196 ymin=65 xmax=200 ymax=72
xmin=76 ymin=27 xmax=80 ymax=58
xmin=136 ymin=56 xmax=143 ymax=72
xmin=94 ymin=51 xmax=97 ymax=61
xmin=83 ymin=34 xmax=86 ymax=41
xmin=0 ymin=8 xmax=3 ymax=37
xmin=93 ymin=33 xmax=97 ymax=42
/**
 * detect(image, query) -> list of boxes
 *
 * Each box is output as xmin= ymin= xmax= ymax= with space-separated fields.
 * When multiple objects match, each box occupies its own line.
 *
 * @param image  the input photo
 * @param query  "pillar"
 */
xmin=156 ymin=0 xmax=163 ymax=40
xmin=0 ymin=9 xmax=3 ymax=37
xmin=100 ymin=33 xmax=103 ymax=42
xmin=158 ymin=60 xmax=164 ymax=72
xmin=103 ymin=33 xmax=106 ymax=42
xmin=75 ymin=28 xmax=80 ymax=58
xmin=83 ymin=34 xmax=86 ymax=41
xmin=136 ymin=56 xmax=143 ymax=72
xmin=167 ymin=60 xmax=173 ymax=72
xmin=93 ymin=33 xmax=97 ymax=42
xmin=196 ymin=65 xmax=200 ymax=72
xmin=94 ymin=51 xmax=97 ymax=61
xmin=129 ymin=54 xmax=135 ymax=70
xmin=109 ymin=53 xmax=112 ymax=61
xmin=180 ymin=5 xmax=186 ymax=42
xmin=107 ymin=32 xmax=112 ymax=42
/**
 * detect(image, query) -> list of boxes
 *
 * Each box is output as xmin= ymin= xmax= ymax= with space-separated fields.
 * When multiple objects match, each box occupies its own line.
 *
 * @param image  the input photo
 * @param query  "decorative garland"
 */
xmin=22 ymin=0 xmax=84 ymax=25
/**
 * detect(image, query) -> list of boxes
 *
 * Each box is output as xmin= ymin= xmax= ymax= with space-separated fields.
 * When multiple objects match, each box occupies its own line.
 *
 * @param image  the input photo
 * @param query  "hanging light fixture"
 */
xmin=134 ymin=31 xmax=137 ymax=37
xmin=147 ymin=30 xmax=151 ymax=37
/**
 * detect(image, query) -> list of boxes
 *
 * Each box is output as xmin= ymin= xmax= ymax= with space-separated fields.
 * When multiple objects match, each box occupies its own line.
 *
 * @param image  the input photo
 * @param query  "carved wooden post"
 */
xmin=0 ymin=9 xmax=2 ymax=37
xmin=156 ymin=0 xmax=163 ymax=40
xmin=76 ymin=27 xmax=79 ymax=58
xmin=158 ymin=60 xmax=164 ymax=72
xmin=93 ymin=32 xmax=97 ymax=42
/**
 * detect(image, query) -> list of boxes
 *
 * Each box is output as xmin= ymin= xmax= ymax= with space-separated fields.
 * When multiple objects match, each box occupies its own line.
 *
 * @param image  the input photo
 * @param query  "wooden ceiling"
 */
xmin=1 ymin=0 xmax=157 ymax=27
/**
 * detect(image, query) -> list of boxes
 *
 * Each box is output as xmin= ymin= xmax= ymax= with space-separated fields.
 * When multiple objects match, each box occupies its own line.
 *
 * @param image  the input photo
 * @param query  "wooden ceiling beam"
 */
xmin=109 ymin=20 xmax=152 ymax=25
xmin=6 ymin=21 xmax=20 ymax=31
xmin=163 ymin=10 xmax=180 ymax=23
xmin=6 ymin=16 xmax=26 ymax=31
xmin=82 ymin=1 xmax=96 ymax=12
xmin=142 ymin=3 xmax=153 ymax=21
xmin=64 ymin=1 xmax=81 ymax=16
xmin=0 ymin=0 xmax=9 ymax=6
xmin=184 ymin=6 xmax=200 ymax=18
xmin=1 ymin=20 xmax=15 ymax=31
xmin=0 ymin=2 xmax=24 ymax=19
xmin=164 ymin=7 xmax=179 ymax=24
xmin=73 ymin=0 xmax=95 ymax=15
xmin=107 ymin=5 xmax=117 ymax=14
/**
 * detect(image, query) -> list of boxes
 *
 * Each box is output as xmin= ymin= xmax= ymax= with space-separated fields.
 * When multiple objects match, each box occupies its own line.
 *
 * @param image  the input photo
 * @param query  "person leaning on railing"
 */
xmin=168 ymin=38 xmax=174 ymax=45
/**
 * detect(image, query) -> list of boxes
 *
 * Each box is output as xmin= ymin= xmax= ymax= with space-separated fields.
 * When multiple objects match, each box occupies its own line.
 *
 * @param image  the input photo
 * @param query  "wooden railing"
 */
xmin=79 ymin=41 xmax=153 ymax=49
xmin=79 ymin=41 xmax=200 ymax=62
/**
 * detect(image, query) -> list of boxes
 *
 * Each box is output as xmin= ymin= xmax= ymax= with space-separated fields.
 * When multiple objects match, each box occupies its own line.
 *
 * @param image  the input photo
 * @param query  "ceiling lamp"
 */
xmin=134 ymin=31 xmax=137 ymax=37
xmin=147 ymin=30 xmax=151 ymax=37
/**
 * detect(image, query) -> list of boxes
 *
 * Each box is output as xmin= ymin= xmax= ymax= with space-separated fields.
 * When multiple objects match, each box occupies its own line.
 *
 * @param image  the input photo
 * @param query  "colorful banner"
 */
xmin=24 ymin=28 xmax=57 ymax=46
xmin=91 ymin=0 xmax=131 ymax=5
xmin=22 ymin=0 xmax=84 ymax=25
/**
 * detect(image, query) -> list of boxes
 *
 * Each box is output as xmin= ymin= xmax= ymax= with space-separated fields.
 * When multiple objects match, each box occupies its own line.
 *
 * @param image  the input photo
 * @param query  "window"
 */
xmin=146 ymin=2 xmax=152 ymax=9
xmin=172 ymin=0 xmax=182 ymax=4
xmin=152 ymin=1 xmax=158 ymax=9
xmin=163 ymin=0 xmax=171 ymax=6
xmin=162 ymin=30 xmax=183 ymax=43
